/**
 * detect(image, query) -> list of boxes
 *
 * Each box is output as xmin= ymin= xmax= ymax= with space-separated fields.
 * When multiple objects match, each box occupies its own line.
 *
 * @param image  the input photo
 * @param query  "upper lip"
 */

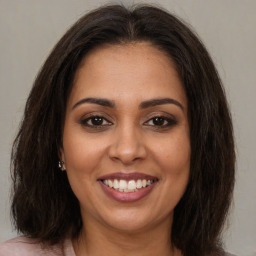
xmin=97 ymin=172 xmax=158 ymax=181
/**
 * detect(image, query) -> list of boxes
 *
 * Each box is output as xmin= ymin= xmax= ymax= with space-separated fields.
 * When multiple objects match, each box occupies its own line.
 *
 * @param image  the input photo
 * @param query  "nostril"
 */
xmin=108 ymin=140 xmax=147 ymax=164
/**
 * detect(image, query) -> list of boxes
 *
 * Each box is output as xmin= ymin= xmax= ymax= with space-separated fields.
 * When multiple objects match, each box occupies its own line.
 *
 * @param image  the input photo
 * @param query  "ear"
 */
xmin=58 ymin=146 xmax=66 ymax=171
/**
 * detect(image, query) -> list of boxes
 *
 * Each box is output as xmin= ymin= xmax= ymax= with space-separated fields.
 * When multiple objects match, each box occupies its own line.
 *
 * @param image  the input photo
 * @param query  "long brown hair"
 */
xmin=11 ymin=5 xmax=235 ymax=256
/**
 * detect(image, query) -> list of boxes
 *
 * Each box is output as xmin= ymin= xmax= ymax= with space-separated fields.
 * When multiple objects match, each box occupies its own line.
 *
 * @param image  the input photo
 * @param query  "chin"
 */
xmin=97 ymin=207 xmax=173 ymax=234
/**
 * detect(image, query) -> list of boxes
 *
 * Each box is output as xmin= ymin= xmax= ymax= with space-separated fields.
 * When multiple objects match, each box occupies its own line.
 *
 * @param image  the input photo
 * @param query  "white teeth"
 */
xmin=108 ymin=180 xmax=113 ymax=188
xmin=103 ymin=178 xmax=155 ymax=192
xmin=119 ymin=180 xmax=127 ymax=190
xmin=113 ymin=179 xmax=119 ymax=189
xmin=128 ymin=180 xmax=136 ymax=190
xmin=136 ymin=180 xmax=142 ymax=188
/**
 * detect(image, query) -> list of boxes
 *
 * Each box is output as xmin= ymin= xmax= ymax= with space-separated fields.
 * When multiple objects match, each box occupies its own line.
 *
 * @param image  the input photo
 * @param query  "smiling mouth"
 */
xmin=100 ymin=178 xmax=158 ymax=193
xmin=97 ymin=172 xmax=159 ymax=197
xmin=98 ymin=175 xmax=158 ymax=202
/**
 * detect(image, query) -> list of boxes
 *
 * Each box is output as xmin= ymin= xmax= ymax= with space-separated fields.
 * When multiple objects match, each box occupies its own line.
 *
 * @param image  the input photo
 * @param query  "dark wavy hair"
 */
xmin=11 ymin=4 xmax=235 ymax=256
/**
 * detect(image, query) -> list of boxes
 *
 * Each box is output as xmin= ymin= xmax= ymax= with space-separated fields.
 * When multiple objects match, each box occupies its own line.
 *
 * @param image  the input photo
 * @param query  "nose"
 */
xmin=108 ymin=125 xmax=147 ymax=165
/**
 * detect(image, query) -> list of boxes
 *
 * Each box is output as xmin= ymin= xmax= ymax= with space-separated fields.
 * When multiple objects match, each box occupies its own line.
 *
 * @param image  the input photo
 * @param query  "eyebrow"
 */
xmin=139 ymin=98 xmax=184 ymax=110
xmin=72 ymin=97 xmax=184 ymax=111
xmin=72 ymin=97 xmax=115 ymax=110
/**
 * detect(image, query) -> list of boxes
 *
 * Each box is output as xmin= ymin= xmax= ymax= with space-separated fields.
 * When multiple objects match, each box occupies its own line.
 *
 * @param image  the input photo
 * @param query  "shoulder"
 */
xmin=0 ymin=236 xmax=75 ymax=256
xmin=220 ymin=252 xmax=237 ymax=256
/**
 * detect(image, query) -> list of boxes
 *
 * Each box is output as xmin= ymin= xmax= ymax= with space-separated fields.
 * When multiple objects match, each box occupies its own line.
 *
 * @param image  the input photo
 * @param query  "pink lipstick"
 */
xmin=98 ymin=172 xmax=158 ymax=202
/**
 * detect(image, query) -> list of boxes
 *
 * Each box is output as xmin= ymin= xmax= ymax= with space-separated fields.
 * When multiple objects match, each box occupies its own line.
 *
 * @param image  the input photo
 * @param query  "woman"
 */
xmin=0 ymin=4 xmax=235 ymax=256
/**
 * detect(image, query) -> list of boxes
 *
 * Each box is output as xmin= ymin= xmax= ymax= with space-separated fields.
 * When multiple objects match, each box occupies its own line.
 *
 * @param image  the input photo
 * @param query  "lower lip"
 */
xmin=99 ymin=181 xmax=157 ymax=202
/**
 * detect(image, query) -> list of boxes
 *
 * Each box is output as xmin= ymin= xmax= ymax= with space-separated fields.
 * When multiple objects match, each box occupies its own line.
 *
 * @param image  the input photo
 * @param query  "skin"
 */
xmin=61 ymin=42 xmax=190 ymax=256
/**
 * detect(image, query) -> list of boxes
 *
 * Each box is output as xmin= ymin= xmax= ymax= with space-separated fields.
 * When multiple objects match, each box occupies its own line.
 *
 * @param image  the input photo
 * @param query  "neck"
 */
xmin=73 ymin=215 xmax=181 ymax=256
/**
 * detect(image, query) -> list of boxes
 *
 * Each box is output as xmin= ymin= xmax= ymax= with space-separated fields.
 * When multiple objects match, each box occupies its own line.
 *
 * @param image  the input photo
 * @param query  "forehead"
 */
xmin=68 ymin=42 xmax=187 ymax=110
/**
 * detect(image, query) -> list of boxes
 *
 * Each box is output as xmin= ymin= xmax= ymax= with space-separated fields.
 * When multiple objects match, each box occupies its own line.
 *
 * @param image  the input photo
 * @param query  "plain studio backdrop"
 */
xmin=0 ymin=1 xmax=255 ymax=255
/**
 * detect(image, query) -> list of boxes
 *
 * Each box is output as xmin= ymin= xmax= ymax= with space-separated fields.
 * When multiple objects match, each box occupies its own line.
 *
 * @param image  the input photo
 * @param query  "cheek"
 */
xmin=151 ymin=131 xmax=190 ymax=205
xmin=145 ymin=132 xmax=190 ymax=219
xmin=151 ymin=131 xmax=191 ymax=176
xmin=62 ymin=131 xmax=107 ymax=178
xmin=62 ymin=134 xmax=105 ymax=206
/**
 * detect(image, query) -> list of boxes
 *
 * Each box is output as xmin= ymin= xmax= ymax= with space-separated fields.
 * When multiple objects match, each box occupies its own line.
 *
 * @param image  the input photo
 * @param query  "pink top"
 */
xmin=0 ymin=236 xmax=236 ymax=256
xmin=0 ymin=236 xmax=76 ymax=256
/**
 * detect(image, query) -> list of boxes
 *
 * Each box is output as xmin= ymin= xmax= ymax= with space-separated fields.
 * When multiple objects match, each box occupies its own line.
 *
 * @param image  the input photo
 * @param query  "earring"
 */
xmin=58 ymin=161 xmax=65 ymax=171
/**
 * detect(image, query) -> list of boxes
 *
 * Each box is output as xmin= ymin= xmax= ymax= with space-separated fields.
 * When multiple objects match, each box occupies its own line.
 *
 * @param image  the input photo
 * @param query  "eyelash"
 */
xmin=80 ymin=115 xmax=112 ymax=129
xmin=144 ymin=116 xmax=177 ymax=128
xmin=80 ymin=115 xmax=177 ymax=130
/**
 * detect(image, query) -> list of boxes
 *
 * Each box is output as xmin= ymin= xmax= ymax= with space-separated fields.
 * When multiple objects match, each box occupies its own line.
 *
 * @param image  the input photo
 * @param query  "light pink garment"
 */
xmin=0 ymin=236 xmax=237 ymax=256
xmin=0 ymin=236 xmax=76 ymax=256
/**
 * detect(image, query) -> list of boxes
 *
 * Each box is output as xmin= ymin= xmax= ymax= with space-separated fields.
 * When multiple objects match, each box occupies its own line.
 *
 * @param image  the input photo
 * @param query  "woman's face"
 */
xmin=61 ymin=42 xmax=190 ymax=233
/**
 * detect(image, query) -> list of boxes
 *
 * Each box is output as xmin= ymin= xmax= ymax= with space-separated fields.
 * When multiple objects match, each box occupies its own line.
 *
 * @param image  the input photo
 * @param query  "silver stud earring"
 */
xmin=58 ymin=161 xmax=65 ymax=171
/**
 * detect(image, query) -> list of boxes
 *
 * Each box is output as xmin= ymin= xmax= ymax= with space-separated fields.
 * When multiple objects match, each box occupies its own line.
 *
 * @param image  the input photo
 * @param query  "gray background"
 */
xmin=0 ymin=1 xmax=255 ymax=255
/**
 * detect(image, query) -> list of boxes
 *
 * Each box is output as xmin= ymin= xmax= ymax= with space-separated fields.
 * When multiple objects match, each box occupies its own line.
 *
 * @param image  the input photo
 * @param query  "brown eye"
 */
xmin=152 ymin=117 xmax=166 ymax=126
xmin=145 ymin=116 xmax=177 ymax=128
xmin=90 ymin=116 xmax=104 ymax=125
xmin=81 ymin=116 xmax=112 ymax=127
